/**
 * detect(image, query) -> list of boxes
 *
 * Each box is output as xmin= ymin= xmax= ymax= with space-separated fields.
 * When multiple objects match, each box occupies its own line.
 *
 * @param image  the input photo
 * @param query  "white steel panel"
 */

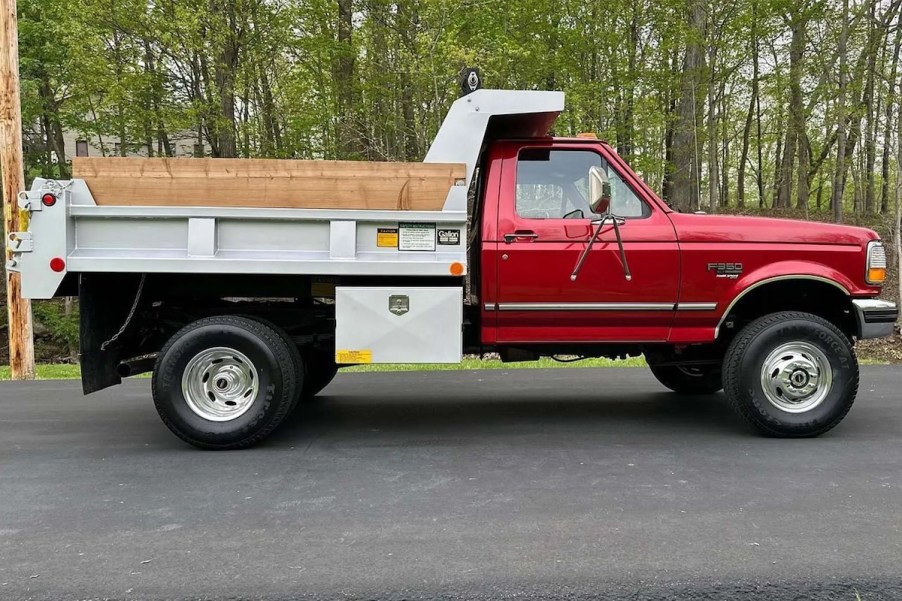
xmin=76 ymin=219 xmax=187 ymax=251
xmin=336 ymin=287 xmax=463 ymax=363
xmin=217 ymin=220 xmax=329 ymax=252
xmin=425 ymin=89 xmax=564 ymax=211
xmin=69 ymin=204 xmax=467 ymax=223
xmin=187 ymin=218 xmax=216 ymax=257
xmin=330 ymin=221 xmax=357 ymax=259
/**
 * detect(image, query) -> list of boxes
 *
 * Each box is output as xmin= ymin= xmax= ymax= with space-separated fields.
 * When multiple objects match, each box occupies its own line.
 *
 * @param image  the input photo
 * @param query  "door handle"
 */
xmin=504 ymin=231 xmax=539 ymax=243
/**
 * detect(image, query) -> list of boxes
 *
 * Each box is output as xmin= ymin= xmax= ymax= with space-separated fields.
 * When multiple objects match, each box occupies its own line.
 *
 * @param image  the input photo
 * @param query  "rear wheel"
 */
xmin=152 ymin=315 xmax=300 ymax=449
xmin=648 ymin=363 xmax=723 ymax=394
xmin=723 ymin=311 xmax=859 ymax=437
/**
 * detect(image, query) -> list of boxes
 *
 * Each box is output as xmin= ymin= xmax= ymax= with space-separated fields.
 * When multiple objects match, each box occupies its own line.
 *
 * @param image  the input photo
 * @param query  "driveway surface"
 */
xmin=1 ymin=367 xmax=901 ymax=600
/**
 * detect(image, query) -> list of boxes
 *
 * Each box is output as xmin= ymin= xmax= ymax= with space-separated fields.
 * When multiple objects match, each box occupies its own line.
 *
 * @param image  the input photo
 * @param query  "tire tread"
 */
xmin=152 ymin=315 xmax=299 ymax=450
xmin=722 ymin=311 xmax=859 ymax=437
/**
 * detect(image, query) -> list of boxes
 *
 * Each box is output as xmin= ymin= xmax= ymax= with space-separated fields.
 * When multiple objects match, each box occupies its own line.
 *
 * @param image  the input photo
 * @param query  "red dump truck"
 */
xmin=8 ymin=87 xmax=897 ymax=449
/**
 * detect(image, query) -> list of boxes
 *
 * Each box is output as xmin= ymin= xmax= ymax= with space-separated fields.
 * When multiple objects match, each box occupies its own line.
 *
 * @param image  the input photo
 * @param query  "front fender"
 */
xmin=712 ymin=261 xmax=858 ymax=338
xmin=723 ymin=260 xmax=856 ymax=305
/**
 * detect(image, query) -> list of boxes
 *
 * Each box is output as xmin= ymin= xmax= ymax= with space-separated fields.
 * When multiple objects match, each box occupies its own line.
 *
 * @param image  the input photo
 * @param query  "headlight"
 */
xmin=866 ymin=240 xmax=887 ymax=285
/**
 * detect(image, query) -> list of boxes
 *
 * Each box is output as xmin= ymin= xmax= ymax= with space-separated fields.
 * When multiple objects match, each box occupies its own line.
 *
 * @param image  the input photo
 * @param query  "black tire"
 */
xmin=235 ymin=315 xmax=305 ymax=412
xmin=152 ymin=315 xmax=301 ymax=449
xmin=300 ymin=350 xmax=339 ymax=400
xmin=648 ymin=363 xmax=723 ymax=394
xmin=723 ymin=311 xmax=859 ymax=438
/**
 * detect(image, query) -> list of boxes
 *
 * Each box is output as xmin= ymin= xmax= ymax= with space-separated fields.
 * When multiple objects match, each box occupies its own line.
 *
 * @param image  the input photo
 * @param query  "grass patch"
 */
xmin=2 ymin=354 xmax=889 ymax=380
xmin=860 ymin=357 xmax=890 ymax=366
xmin=0 ymin=357 xmax=645 ymax=381
xmin=0 ymin=364 xmax=82 ymax=380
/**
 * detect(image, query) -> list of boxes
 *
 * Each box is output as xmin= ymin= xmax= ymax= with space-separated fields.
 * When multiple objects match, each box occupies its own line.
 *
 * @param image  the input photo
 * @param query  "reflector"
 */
xmin=49 ymin=257 xmax=65 ymax=272
xmin=867 ymin=267 xmax=886 ymax=284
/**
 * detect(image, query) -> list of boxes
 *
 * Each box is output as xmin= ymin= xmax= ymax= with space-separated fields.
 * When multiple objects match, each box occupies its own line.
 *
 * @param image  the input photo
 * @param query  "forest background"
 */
xmin=2 ymin=0 xmax=901 ymax=363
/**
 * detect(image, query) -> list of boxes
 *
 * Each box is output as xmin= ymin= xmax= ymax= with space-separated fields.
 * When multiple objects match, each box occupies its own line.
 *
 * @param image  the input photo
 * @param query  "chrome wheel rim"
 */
xmin=181 ymin=347 xmax=259 ymax=422
xmin=760 ymin=342 xmax=832 ymax=413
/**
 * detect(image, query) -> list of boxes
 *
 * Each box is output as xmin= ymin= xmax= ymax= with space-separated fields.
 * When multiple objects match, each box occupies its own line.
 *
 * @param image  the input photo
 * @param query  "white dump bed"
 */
xmin=8 ymin=90 xmax=564 ymax=299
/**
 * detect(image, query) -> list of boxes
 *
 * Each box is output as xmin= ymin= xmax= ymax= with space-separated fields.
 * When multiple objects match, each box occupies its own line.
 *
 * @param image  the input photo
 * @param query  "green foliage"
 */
xmin=8 ymin=0 xmax=901 ymax=367
xmin=32 ymin=300 xmax=79 ymax=357
xmin=14 ymin=0 xmax=902 ymax=211
xmin=15 ymin=0 xmax=901 ymax=218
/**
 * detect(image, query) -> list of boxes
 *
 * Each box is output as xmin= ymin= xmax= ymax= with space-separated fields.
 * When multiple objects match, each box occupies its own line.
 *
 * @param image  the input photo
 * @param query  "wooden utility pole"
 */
xmin=0 ymin=0 xmax=35 ymax=380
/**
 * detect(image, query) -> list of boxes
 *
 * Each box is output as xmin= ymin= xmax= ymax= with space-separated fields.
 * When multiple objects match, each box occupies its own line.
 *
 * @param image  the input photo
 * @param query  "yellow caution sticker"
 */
xmin=377 ymin=228 xmax=399 ymax=248
xmin=336 ymin=349 xmax=373 ymax=364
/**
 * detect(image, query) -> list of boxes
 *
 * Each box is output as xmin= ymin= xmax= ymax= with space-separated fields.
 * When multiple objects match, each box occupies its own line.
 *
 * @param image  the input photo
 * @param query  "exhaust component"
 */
xmin=116 ymin=355 xmax=157 ymax=378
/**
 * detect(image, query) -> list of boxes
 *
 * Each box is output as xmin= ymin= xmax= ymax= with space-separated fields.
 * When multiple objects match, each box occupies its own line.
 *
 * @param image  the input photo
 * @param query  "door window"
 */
xmin=515 ymin=149 xmax=649 ymax=219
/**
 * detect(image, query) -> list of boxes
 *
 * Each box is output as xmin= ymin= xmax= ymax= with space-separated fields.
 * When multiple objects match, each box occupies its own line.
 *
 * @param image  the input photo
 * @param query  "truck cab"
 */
xmin=477 ymin=136 xmax=891 ymax=348
xmin=8 ymin=89 xmax=897 ymax=449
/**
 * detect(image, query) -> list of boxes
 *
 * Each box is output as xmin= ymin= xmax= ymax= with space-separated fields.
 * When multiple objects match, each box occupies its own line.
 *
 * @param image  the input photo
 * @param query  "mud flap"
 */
xmin=79 ymin=273 xmax=143 ymax=394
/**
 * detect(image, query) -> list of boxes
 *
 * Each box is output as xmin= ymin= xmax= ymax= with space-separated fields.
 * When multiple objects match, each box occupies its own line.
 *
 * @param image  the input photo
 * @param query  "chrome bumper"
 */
xmin=853 ymin=299 xmax=898 ymax=339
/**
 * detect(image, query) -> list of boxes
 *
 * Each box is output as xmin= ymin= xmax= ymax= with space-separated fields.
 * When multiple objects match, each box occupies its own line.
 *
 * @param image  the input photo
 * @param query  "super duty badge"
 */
xmin=707 ymin=262 xmax=743 ymax=279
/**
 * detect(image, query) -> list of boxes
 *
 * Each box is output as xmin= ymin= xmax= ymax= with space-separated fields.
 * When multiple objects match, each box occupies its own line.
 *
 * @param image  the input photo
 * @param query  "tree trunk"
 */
xmin=618 ymin=5 xmax=639 ymax=160
xmin=662 ymin=50 xmax=680 ymax=203
xmin=772 ymin=129 xmax=782 ymax=208
xmin=797 ymin=130 xmax=810 ymax=215
xmin=670 ymin=0 xmax=706 ymax=213
xmin=738 ymin=90 xmax=753 ymax=209
xmin=721 ymin=90 xmax=730 ymax=208
xmin=831 ymin=0 xmax=849 ymax=224
xmin=738 ymin=6 xmax=758 ymax=210
xmin=334 ymin=0 xmax=357 ymax=158
xmin=397 ymin=1 xmax=419 ymax=161
xmin=881 ymin=11 xmax=902 ymax=213
xmin=211 ymin=0 xmax=240 ymax=158
xmin=896 ymin=86 xmax=902 ymax=317
xmin=778 ymin=12 xmax=805 ymax=209
xmin=754 ymin=19 xmax=764 ymax=208
xmin=838 ymin=1 xmax=902 ymax=207
xmin=37 ymin=77 xmax=68 ymax=178
xmin=707 ymin=49 xmax=719 ymax=212
xmin=142 ymin=41 xmax=156 ymax=157
xmin=864 ymin=0 xmax=878 ymax=214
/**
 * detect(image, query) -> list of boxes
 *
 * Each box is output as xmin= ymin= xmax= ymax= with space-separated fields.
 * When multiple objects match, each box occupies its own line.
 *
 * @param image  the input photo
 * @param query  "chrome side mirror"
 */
xmin=588 ymin=165 xmax=612 ymax=215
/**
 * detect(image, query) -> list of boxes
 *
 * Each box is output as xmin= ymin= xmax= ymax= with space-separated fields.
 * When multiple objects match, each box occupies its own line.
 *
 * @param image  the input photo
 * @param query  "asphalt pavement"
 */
xmin=1 ymin=366 xmax=901 ymax=601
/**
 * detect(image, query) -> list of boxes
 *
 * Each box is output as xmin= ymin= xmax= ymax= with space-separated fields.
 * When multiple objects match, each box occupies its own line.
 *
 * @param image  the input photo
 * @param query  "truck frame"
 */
xmin=8 ymin=89 xmax=897 ymax=449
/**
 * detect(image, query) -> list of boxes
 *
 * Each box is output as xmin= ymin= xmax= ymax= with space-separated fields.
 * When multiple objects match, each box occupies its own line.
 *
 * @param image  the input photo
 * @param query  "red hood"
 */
xmin=667 ymin=213 xmax=879 ymax=245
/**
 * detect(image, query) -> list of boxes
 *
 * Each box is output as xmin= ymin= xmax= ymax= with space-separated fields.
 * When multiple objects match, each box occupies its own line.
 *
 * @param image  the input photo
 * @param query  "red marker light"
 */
xmin=41 ymin=193 xmax=57 ymax=207
xmin=49 ymin=257 xmax=65 ymax=272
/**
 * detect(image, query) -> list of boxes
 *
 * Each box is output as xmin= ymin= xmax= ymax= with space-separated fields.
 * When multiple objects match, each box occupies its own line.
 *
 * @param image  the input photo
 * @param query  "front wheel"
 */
xmin=722 ymin=311 xmax=859 ymax=437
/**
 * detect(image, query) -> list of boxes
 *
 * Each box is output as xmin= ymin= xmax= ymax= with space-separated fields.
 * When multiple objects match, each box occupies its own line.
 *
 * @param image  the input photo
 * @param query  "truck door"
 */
xmin=491 ymin=142 xmax=680 ymax=343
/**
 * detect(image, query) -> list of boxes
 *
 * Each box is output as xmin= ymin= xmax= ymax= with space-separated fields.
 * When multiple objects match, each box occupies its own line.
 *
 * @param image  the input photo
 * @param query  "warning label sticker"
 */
xmin=399 ymin=222 xmax=436 ymax=251
xmin=376 ymin=227 xmax=399 ymax=248
xmin=336 ymin=349 xmax=373 ymax=364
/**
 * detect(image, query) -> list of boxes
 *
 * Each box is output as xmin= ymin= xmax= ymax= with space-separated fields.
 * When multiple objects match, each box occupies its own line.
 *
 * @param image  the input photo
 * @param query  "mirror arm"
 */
xmin=610 ymin=215 xmax=632 ymax=281
xmin=569 ymin=215 xmax=632 ymax=282
xmin=570 ymin=218 xmax=606 ymax=281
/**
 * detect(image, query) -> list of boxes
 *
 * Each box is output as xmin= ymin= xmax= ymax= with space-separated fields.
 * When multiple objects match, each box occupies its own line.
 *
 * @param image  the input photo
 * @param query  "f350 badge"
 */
xmin=707 ymin=262 xmax=743 ymax=279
